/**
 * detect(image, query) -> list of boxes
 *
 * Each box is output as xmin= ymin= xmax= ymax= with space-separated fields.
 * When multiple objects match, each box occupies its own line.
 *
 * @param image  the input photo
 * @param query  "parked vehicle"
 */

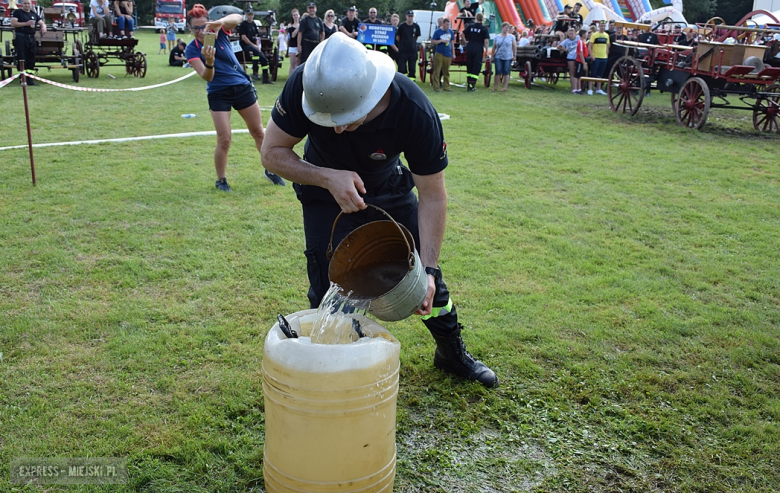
xmin=154 ymin=0 xmax=186 ymax=32
xmin=52 ymin=0 xmax=85 ymax=27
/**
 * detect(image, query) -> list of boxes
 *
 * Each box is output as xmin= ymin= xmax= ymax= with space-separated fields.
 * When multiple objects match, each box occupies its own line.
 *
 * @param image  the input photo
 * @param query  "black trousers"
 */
xmin=242 ymin=45 xmax=268 ymax=72
xmin=295 ymin=172 xmax=460 ymax=338
xmin=15 ymin=33 xmax=36 ymax=71
xmin=465 ymin=49 xmax=483 ymax=86
xmin=397 ymin=50 xmax=417 ymax=78
xmin=300 ymin=38 xmax=319 ymax=64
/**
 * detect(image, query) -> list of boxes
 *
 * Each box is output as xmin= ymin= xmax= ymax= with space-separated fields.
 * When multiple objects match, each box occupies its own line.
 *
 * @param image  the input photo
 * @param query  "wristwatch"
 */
xmin=424 ymin=266 xmax=441 ymax=280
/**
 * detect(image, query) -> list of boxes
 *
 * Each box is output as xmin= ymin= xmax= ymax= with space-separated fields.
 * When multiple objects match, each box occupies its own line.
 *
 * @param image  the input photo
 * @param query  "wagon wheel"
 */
xmin=418 ymin=44 xmax=428 ymax=83
xmin=483 ymin=58 xmax=491 ymax=88
xmin=671 ymin=91 xmax=678 ymax=112
xmin=70 ymin=42 xmax=80 ymax=82
xmin=428 ymin=49 xmax=435 ymax=87
xmin=85 ymin=50 xmax=99 ymax=78
xmin=676 ymin=77 xmax=710 ymax=129
xmin=125 ymin=56 xmax=135 ymax=76
xmin=523 ymin=60 xmax=533 ymax=90
xmin=75 ymin=39 xmax=85 ymax=73
xmin=608 ymin=56 xmax=645 ymax=116
xmin=752 ymin=84 xmax=780 ymax=133
xmin=701 ymin=16 xmax=725 ymax=42
xmin=270 ymin=46 xmax=279 ymax=81
xmin=542 ymin=70 xmax=559 ymax=85
xmin=134 ymin=52 xmax=147 ymax=78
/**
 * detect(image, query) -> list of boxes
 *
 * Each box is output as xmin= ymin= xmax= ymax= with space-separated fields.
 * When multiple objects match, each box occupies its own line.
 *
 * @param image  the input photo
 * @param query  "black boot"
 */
xmin=432 ymin=324 xmax=498 ymax=388
xmin=262 ymin=68 xmax=273 ymax=84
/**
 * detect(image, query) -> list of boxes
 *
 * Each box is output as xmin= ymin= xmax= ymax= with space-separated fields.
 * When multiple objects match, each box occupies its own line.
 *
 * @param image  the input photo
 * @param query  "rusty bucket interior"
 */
xmin=328 ymin=206 xmax=417 ymax=301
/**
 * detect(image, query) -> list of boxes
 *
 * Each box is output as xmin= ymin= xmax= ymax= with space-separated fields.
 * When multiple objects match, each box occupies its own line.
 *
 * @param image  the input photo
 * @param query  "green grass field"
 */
xmin=1 ymin=31 xmax=779 ymax=492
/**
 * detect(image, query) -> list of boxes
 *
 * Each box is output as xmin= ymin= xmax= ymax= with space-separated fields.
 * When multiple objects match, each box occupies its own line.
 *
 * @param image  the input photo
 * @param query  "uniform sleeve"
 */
xmin=270 ymin=67 xmax=311 ymax=139
xmin=403 ymin=105 xmax=448 ymax=176
xmin=185 ymin=41 xmax=203 ymax=63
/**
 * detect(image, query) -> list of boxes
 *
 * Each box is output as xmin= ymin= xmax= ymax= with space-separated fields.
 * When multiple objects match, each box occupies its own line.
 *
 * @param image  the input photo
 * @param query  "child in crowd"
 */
xmin=166 ymin=17 xmax=177 ymax=52
xmin=158 ymin=29 xmax=167 ymax=54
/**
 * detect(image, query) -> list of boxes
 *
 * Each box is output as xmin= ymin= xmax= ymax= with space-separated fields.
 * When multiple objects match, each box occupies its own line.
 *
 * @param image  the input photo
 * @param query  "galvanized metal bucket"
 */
xmin=327 ymin=205 xmax=427 ymax=322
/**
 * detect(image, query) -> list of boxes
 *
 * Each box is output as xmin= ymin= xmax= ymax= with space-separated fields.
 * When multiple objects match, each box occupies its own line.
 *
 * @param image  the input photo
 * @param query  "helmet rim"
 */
xmin=302 ymin=33 xmax=396 ymax=127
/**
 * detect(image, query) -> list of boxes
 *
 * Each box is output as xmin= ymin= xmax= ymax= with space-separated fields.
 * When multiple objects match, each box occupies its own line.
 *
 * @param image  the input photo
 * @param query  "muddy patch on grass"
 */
xmin=396 ymin=426 xmax=556 ymax=492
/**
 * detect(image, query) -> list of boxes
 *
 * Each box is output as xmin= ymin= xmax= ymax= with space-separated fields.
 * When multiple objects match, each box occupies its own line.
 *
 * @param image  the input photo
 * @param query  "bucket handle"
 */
xmin=326 ymin=204 xmax=415 ymax=271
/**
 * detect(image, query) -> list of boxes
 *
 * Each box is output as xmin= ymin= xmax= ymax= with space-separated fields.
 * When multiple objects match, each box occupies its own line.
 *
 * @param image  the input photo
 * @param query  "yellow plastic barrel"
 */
xmin=262 ymin=309 xmax=401 ymax=493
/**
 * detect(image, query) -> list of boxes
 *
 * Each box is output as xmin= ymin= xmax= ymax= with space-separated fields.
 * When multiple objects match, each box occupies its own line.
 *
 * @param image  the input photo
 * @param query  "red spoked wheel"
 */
xmin=270 ymin=46 xmax=279 ymax=81
xmin=542 ymin=69 xmax=559 ymax=85
xmin=133 ymin=52 xmax=147 ymax=78
xmin=608 ymin=55 xmax=645 ymax=116
xmin=483 ymin=57 xmax=491 ymax=88
xmin=523 ymin=60 xmax=533 ymax=90
xmin=676 ymin=77 xmax=710 ymax=129
xmin=85 ymin=50 xmax=99 ymax=78
xmin=418 ymin=44 xmax=428 ymax=83
xmin=752 ymin=84 xmax=780 ymax=133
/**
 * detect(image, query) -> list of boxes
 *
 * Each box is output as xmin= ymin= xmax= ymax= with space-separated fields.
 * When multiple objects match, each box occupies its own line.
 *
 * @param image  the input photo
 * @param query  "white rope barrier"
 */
xmin=0 ymin=129 xmax=250 ymax=152
xmin=0 ymin=73 xmax=21 ymax=89
xmin=9 ymin=70 xmax=199 ymax=92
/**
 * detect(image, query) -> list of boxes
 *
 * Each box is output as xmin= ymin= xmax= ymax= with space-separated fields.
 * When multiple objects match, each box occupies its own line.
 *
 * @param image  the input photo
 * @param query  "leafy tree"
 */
xmin=648 ymin=0 xmax=717 ymax=24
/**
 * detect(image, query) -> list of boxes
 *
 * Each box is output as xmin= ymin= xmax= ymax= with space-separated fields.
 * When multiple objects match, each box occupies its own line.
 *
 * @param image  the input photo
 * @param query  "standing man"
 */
xmin=587 ymin=20 xmax=609 ymax=95
xmin=298 ymin=2 xmax=324 ymax=63
xmin=260 ymin=33 xmax=499 ymax=388
xmin=339 ymin=5 xmax=360 ymax=39
xmin=463 ymin=12 xmax=489 ymax=92
xmin=395 ymin=10 xmax=420 ymax=80
xmin=431 ymin=17 xmax=454 ymax=92
xmin=238 ymin=10 xmax=273 ymax=84
xmin=363 ymin=7 xmax=384 ymax=51
xmin=11 ymin=0 xmax=46 ymax=84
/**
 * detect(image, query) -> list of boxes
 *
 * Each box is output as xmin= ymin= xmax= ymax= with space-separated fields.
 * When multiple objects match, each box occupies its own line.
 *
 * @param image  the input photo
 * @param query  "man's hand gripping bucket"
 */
xmin=327 ymin=205 xmax=428 ymax=321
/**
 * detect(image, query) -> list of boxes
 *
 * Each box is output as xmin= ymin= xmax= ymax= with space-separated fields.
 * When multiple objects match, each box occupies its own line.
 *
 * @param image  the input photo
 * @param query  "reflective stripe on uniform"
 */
xmin=420 ymin=297 xmax=453 ymax=320
xmin=466 ymin=73 xmax=480 ymax=78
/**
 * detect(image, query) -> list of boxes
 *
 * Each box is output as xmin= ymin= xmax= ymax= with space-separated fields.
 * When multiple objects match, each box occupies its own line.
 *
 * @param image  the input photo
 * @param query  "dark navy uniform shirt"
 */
xmin=185 ymin=28 xmax=251 ymax=93
xmin=271 ymin=67 xmax=448 ymax=204
xmin=12 ymin=9 xmax=40 ymax=35
xmin=396 ymin=22 xmax=421 ymax=53
xmin=464 ymin=22 xmax=489 ymax=53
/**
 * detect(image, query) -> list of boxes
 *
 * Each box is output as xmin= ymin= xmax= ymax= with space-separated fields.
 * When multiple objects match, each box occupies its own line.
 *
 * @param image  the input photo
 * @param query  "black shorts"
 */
xmin=574 ymin=62 xmax=586 ymax=78
xmin=207 ymin=83 xmax=257 ymax=112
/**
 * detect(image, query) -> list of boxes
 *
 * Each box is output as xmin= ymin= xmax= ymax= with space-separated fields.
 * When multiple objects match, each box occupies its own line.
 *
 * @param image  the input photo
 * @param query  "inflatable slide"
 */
xmin=638 ymin=6 xmax=686 ymax=25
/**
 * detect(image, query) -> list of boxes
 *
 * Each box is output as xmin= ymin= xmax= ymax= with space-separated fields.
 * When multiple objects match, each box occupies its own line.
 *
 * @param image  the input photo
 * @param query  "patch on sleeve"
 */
xmin=440 ymin=141 xmax=447 ymax=160
xmin=274 ymin=98 xmax=286 ymax=116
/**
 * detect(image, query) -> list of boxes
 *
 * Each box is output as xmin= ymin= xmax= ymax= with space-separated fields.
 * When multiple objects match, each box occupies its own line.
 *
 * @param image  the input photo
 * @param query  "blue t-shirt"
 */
xmin=559 ymin=38 xmax=577 ymax=60
xmin=432 ymin=28 xmax=453 ymax=57
xmin=185 ymin=28 xmax=251 ymax=93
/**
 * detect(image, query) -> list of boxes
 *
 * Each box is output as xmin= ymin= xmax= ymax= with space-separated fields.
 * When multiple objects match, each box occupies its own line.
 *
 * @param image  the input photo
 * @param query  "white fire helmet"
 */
xmin=302 ymin=32 xmax=396 ymax=127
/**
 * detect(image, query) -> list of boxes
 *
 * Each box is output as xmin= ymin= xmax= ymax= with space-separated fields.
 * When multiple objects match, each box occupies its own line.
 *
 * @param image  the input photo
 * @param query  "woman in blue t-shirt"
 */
xmin=185 ymin=3 xmax=285 ymax=191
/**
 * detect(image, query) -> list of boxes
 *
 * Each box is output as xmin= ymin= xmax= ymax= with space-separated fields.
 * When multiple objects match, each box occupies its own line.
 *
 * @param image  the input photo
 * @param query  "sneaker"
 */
xmin=264 ymin=170 xmax=286 ymax=186
xmin=183 ymin=62 xmax=190 ymax=68
xmin=215 ymin=177 xmax=232 ymax=192
xmin=587 ymin=89 xmax=593 ymax=95
xmin=596 ymin=89 xmax=607 ymax=95
xmin=252 ymin=73 xmax=261 ymax=81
